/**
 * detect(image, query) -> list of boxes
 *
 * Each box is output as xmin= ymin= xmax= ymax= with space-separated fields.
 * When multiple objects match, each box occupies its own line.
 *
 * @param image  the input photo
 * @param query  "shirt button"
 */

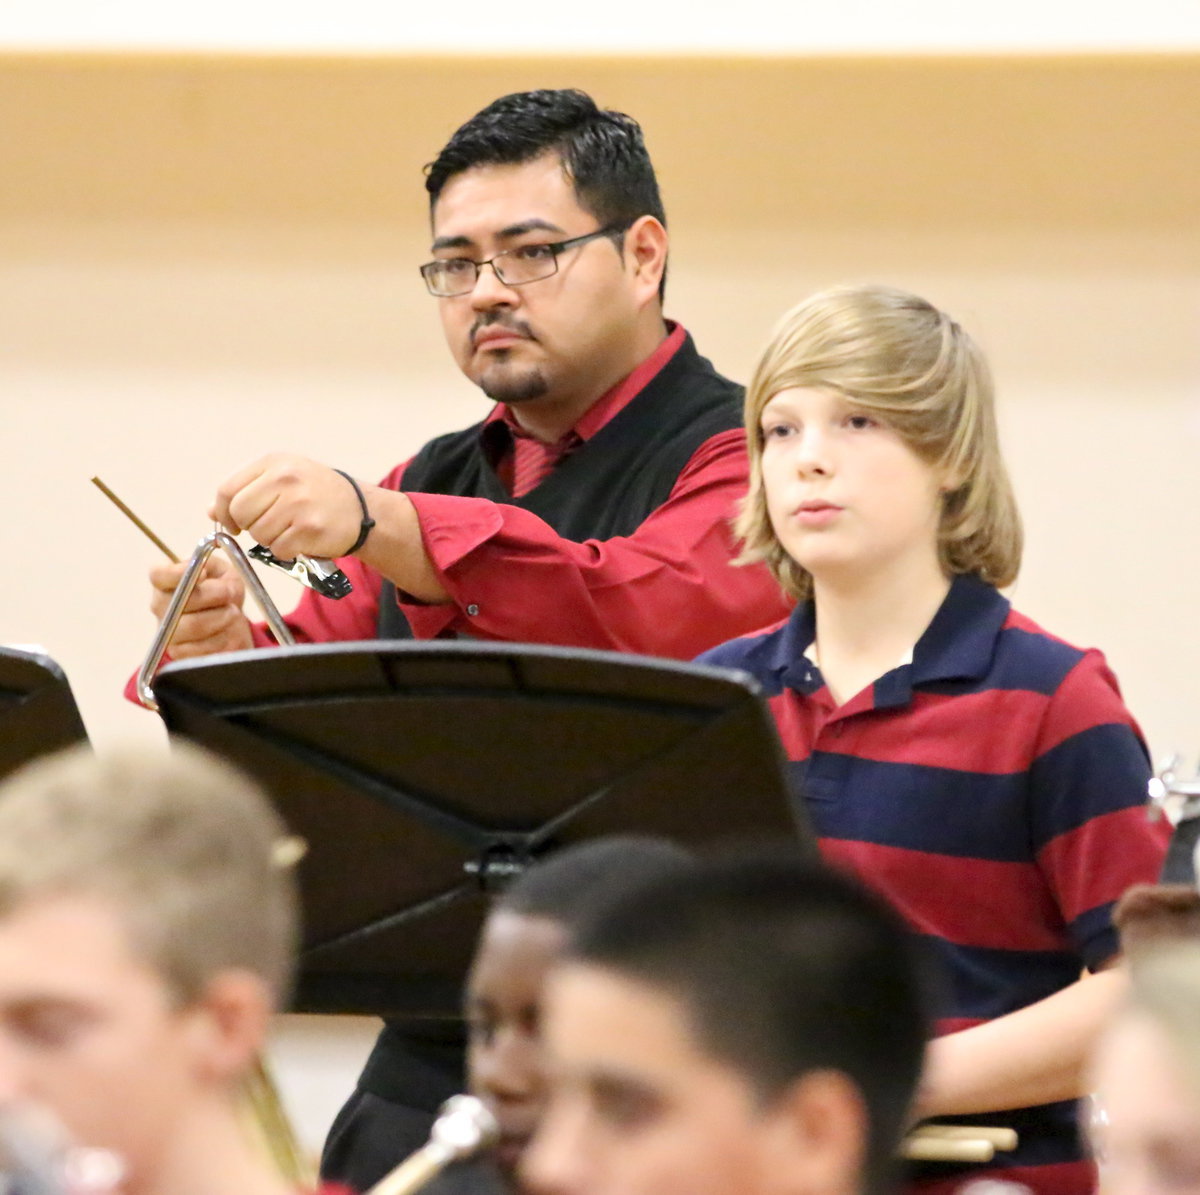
xmin=466 ymin=603 xmax=480 ymax=617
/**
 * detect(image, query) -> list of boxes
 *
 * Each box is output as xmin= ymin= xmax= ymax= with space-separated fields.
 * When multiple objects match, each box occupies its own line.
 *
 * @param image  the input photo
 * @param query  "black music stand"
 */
xmin=151 ymin=641 xmax=808 ymax=1017
xmin=0 ymin=647 xmax=90 ymax=784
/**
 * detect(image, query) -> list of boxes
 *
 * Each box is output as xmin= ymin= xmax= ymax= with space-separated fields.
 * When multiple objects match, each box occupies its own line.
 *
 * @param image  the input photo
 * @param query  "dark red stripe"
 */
xmin=821 ymin=839 xmax=1068 ymax=951
xmin=826 ymin=688 xmax=1050 ymax=773
xmin=1033 ymin=648 xmax=1143 ymax=754
xmin=1038 ymin=806 xmax=1171 ymax=925
xmin=908 ymin=1159 xmax=1095 ymax=1195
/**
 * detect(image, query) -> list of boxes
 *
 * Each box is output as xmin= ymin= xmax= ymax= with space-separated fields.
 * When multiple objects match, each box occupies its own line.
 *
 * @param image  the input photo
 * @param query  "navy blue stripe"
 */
xmin=916 ymin=629 xmax=1086 ymax=700
xmin=698 ymin=628 xmax=799 ymax=698
xmin=1029 ymin=723 xmax=1151 ymax=847
xmin=927 ymin=938 xmax=1081 ymax=1021
xmin=1071 ymin=903 xmax=1120 ymax=968
xmin=793 ymin=755 xmax=1035 ymax=862
xmin=988 ymin=626 xmax=1087 ymax=693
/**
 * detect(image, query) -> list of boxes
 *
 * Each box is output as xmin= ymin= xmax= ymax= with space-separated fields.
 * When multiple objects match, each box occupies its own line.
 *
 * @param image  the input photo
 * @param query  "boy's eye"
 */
xmin=845 ymin=413 xmax=876 ymax=430
xmin=761 ymin=423 xmax=794 ymax=441
xmin=13 ymin=1004 xmax=92 ymax=1049
xmin=591 ymin=1083 xmax=661 ymax=1132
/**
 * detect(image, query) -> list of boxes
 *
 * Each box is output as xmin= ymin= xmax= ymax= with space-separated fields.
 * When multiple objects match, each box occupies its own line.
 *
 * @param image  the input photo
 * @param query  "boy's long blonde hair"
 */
xmin=735 ymin=284 xmax=1023 ymax=602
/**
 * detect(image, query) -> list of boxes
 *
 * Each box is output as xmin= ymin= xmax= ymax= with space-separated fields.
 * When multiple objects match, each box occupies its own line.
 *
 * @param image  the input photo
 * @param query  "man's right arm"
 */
xmin=126 ymin=463 xmax=408 ymax=706
xmin=145 ymin=549 xmax=384 ymax=655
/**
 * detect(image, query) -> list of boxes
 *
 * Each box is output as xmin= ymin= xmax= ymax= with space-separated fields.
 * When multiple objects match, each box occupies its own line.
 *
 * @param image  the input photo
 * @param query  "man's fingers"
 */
xmin=148 ymin=559 xmax=244 ymax=618
xmin=229 ymin=488 xmax=289 ymax=550
xmin=150 ymin=554 xmax=231 ymax=589
xmin=149 ymin=561 xmax=188 ymax=593
xmin=168 ymin=611 xmax=254 ymax=657
xmin=212 ymin=457 xmax=275 ymax=534
xmin=168 ymin=605 xmax=245 ymax=644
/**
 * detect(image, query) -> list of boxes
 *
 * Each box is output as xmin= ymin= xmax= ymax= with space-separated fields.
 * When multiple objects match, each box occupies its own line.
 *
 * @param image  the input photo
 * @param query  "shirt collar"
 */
xmin=769 ymin=574 xmax=1010 ymax=705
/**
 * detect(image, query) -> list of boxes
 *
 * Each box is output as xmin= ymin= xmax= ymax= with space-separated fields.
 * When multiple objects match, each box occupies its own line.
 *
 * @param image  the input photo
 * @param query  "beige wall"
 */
xmin=2 ymin=50 xmax=1199 ymax=1147
xmin=3 ymin=52 xmax=1198 ymax=756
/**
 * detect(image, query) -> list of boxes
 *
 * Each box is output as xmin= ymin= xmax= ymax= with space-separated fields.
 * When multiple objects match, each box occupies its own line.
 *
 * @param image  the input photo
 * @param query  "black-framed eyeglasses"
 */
xmin=419 ymin=224 xmax=627 ymax=298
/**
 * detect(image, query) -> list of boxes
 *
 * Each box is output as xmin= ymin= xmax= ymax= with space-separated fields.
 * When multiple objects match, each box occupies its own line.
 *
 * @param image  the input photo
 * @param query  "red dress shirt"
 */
xmin=226 ymin=325 xmax=788 ymax=662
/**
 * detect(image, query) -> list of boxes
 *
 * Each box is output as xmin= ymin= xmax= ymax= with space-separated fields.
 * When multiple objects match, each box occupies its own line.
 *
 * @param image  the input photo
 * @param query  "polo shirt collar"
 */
xmin=910 ymin=573 xmax=1011 ymax=685
xmin=772 ymin=574 xmax=1010 ymax=707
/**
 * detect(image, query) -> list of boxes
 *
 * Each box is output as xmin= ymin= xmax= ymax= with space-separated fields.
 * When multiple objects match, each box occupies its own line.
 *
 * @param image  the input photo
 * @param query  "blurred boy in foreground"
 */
xmin=0 ymin=742 xmax=310 ymax=1195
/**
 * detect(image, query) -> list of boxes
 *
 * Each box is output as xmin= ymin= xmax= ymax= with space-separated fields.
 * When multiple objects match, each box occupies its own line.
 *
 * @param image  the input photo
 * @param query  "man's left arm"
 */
xmin=918 ymin=965 xmax=1125 ymax=1118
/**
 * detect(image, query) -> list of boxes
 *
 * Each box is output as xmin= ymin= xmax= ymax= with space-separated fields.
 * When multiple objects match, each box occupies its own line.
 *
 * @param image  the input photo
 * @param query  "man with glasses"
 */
xmin=146 ymin=86 xmax=785 ymax=660
xmin=141 ymin=87 xmax=789 ymax=1190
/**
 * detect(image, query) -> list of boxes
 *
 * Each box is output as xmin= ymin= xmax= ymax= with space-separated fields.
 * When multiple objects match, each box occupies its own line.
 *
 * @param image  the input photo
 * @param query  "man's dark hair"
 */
xmin=567 ymin=848 xmax=930 ymax=1195
xmin=497 ymin=836 xmax=693 ymax=932
xmin=426 ymin=89 xmax=668 ymax=300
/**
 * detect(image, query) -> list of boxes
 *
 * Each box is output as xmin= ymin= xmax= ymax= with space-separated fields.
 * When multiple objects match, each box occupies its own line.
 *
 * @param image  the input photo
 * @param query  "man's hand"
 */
xmin=211 ymin=454 xmax=363 ymax=560
xmin=149 ymin=554 xmax=253 ymax=659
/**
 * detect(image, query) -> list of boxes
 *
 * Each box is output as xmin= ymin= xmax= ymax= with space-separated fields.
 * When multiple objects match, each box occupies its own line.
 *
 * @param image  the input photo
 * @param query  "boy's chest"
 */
xmin=767 ymin=687 xmax=1041 ymax=863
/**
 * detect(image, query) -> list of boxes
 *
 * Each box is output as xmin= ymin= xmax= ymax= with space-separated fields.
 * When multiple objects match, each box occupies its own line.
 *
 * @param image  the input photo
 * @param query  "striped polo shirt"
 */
xmin=700 ymin=574 xmax=1169 ymax=1193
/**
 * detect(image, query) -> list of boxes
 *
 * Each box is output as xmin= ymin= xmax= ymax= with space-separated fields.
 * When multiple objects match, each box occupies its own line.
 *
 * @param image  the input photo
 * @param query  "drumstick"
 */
xmin=90 ymin=476 xmax=180 ymax=562
xmin=910 ymin=1124 xmax=1019 ymax=1150
xmin=900 ymin=1135 xmax=995 ymax=1163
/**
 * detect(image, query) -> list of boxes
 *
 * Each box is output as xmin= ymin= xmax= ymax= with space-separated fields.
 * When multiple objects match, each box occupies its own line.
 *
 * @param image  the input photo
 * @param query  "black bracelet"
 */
xmin=334 ymin=469 xmax=376 ymax=555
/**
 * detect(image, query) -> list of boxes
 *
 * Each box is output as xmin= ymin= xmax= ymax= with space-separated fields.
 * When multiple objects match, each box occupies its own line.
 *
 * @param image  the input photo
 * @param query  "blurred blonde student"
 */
xmin=0 ymin=743 xmax=324 ymax=1195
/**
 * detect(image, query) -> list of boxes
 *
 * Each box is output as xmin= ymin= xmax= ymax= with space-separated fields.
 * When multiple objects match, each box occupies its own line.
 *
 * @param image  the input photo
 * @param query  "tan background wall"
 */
xmin=2 ymin=51 xmax=1199 ymax=1148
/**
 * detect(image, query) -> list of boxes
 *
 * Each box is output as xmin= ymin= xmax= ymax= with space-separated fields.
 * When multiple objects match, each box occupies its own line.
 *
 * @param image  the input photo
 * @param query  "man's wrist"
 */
xmin=333 ymin=469 xmax=376 ymax=555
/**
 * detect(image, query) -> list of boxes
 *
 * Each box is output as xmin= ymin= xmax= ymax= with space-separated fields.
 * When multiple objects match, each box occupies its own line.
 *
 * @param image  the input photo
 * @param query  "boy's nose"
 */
xmin=793 ymin=429 xmax=833 ymax=475
xmin=520 ymin=1102 xmax=591 ymax=1195
xmin=472 ymin=1032 xmax=541 ymax=1104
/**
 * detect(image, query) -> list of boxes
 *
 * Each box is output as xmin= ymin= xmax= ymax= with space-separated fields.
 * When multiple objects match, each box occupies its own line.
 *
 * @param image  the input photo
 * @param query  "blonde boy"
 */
xmin=700 ymin=284 xmax=1168 ymax=1195
xmin=0 ymin=742 xmax=304 ymax=1195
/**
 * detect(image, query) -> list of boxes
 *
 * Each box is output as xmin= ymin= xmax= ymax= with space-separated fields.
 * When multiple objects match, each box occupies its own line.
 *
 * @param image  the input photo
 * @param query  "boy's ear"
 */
xmin=185 ymin=970 xmax=273 ymax=1084
xmin=761 ymin=1069 xmax=867 ymax=1195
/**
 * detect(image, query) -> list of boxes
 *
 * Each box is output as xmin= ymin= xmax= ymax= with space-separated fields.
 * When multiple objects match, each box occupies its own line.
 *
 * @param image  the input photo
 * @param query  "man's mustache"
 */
xmin=470 ymin=314 xmax=537 ymax=346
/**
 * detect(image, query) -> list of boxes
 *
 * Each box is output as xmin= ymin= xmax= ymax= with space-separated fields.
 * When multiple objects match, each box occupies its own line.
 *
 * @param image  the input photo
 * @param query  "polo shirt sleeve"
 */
xmin=1028 ymin=648 xmax=1170 ymax=969
xmin=394 ymin=428 xmax=791 ymax=660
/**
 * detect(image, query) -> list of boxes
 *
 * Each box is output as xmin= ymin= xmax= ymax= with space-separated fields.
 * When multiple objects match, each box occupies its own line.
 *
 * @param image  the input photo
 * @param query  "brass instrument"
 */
xmin=366 ymin=1096 xmax=499 ymax=1195
xmin=1148 ymin=754 xmax=1200 ymax=825
xmin=241 ymin=1058 xmax=314 ymax=1188
xmin=1148 ymin=755 xmax=1200 ymax=885
xmin=0 ymin=1107 xmax=125 ymax=1195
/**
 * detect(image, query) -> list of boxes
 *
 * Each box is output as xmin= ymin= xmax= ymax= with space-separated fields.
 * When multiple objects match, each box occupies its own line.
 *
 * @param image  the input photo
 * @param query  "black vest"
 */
xmin=376 ymin=332 xmax=743 ymax=638
xmin=354 ymin=336 xmax=742 ymax=1109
